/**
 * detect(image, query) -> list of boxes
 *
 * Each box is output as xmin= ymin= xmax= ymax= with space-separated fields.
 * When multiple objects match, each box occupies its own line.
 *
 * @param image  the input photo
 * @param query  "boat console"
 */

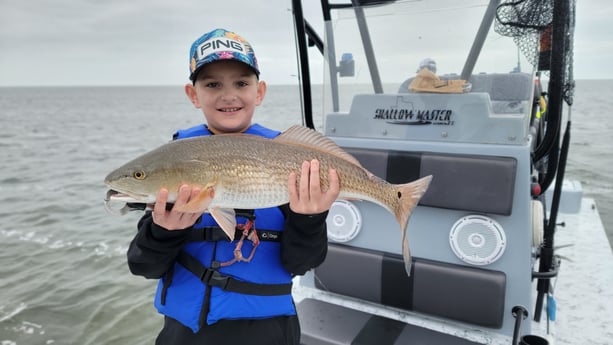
xmin=291 ymin=1 xmax=576 ymax=344
xmin=297 ymin=76 xmax=535 ymax=343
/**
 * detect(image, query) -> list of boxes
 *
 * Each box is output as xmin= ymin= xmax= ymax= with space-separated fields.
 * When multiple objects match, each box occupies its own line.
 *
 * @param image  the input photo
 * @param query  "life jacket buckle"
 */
xmin=198 ymin=268 xmax=229 ymax=289
xmin=199 ymin=267 xmax=214 ymax=282
xmin=207 ymin=271 xmax=230 ymax=290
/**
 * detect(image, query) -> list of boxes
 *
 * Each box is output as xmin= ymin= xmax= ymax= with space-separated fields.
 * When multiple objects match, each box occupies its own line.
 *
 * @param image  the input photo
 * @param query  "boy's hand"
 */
xmin=152 ymin=184 xmax=202 ymax=230
xmin=288 ymin=159 xmax=340 ymax=215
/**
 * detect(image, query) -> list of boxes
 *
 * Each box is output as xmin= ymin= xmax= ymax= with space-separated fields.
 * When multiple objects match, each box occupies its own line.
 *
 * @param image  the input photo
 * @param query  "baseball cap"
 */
xmin=417 ymin=58 xmax=437 ymax=73
xmin=189 ymin=28 xmax=260 ymax=82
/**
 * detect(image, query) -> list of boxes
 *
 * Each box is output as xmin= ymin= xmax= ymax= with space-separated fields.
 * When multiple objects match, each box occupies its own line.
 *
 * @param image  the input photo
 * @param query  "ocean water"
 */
xmin=0 ymin=81 xmax=611 ymax=344
xmin=563 ymin=80 xmax=613 ymax=242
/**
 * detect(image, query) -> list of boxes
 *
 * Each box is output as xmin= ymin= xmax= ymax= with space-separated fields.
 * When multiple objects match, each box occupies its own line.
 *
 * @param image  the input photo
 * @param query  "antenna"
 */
xmin=513 ymin=46 xmax=521 ymax=73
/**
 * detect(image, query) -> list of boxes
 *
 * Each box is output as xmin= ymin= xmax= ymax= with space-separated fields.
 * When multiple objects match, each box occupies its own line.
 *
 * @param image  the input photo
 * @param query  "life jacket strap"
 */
xmin=188 ymin=208 xmax=283 ymax=242
xmin=186 ymin=227 xmax=283 ymax=243
xmin=160 ymin=265 xmax=174 ymax=305
xmin=176 ymin=251 xmax=292 ymax=296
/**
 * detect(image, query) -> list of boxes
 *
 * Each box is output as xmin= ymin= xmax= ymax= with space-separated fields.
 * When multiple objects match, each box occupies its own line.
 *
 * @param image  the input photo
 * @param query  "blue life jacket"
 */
xmin=154 ymin=123 xmax=296 ymax=333
xmin=172 ymin=123 xmax=281 ymax=141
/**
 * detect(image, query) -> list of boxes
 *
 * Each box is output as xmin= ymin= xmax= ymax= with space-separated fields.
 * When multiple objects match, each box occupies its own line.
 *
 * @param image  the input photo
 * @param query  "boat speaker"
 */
xmin=532 ymin=200 xmax=544 ymax=247
xmin=449 ymin=215 xmax=507 ymax=265
xmin=326 ymin=200 xmax=362 ymax=243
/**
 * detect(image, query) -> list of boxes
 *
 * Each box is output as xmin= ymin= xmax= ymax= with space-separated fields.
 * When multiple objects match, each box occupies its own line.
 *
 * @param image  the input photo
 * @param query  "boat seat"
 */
xmin=298 ymin=298 xmax=483 ymax=345
xmin=467 ymin=73 xmax=533 ymax=101
xmin=470 ymin=73 xmax=534 ymax=114
xmin=309 ymin=147 xmax=514 ymax=328
xmin=314 ymin=243 xmax=507 ymax=328
xmin=398 ymin=72 xmax=534 ymax=114
xmin=346 ymin=147 xmax=517 ymax=215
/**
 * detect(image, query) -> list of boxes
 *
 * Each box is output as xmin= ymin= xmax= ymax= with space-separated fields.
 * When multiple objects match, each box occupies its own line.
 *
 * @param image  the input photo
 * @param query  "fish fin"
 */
xmin=275 ymin=125 xmax=365 ymax=168
xmin=393 ymin=175 xmax=433 ymax=276
xmin=210 ymin=208 xmax=237 ymax=241
xmin=403 ymin=232 xmax=413 ymax=276
xmin=174 ymin=186 xmax=215 ymax=214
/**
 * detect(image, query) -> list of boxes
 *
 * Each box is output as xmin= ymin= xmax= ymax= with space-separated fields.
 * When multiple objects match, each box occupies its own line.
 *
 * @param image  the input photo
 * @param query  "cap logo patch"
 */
xmin=197 ymin=38 xmax=245 ymax=60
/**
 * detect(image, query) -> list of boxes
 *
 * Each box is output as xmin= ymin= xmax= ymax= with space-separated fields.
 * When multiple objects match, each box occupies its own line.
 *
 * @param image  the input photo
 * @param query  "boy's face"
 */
xmin=185 ymin=60 xmax=266 ymax=134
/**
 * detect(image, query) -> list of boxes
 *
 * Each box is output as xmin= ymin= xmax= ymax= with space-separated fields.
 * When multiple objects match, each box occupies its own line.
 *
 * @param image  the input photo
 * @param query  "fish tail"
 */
xmin=394 ymin=175 xmax=433 ymax=275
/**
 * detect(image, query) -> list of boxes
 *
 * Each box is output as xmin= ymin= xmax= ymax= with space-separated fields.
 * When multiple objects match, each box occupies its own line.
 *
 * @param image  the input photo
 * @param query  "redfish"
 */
xmin=104 ymin=125 xmax=431 ymax=274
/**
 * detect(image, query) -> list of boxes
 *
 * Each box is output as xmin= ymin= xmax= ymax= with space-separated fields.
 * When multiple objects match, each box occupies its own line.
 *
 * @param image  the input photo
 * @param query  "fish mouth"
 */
xmin=104 ymin=189 xmax=151 ymax=215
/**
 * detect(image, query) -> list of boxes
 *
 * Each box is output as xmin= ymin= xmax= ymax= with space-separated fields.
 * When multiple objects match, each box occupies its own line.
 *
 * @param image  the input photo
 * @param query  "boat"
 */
xmin=287 ymin=0 xmax=612 ymax=344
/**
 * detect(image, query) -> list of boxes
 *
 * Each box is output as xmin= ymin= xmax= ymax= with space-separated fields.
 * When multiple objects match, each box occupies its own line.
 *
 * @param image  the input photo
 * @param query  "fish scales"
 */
xmin=192 ymin=134 xmax=382 ymax=209
xmin=104 ymin=125 xmax=432 ymax=275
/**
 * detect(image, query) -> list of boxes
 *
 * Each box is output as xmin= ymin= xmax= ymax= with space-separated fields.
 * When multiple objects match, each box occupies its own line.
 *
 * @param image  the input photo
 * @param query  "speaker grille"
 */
xmin=449 ymin=215 xmax=506 ymax=265
xmin=326 ymin=200 xmax=362 ymax=243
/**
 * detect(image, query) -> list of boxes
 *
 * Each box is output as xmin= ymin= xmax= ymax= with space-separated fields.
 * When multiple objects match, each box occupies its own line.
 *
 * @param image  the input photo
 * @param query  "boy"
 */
xmin=126 ymin=28 xmax=339 ymax=345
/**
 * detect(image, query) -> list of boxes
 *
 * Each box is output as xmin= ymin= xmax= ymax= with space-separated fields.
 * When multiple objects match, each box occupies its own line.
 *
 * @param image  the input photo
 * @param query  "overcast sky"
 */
xmin=0 ymin=0 xmax=611 ymax=87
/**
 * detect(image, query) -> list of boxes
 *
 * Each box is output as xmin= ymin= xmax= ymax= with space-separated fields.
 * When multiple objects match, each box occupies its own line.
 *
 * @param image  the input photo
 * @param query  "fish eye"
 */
xmin=133 ymin=170 xmax=146 ymax=180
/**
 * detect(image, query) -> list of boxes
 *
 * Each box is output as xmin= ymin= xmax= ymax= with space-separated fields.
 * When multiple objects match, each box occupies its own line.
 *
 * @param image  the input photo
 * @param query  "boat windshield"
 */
xmin=321 ymin=0 xmax=535 ymax=120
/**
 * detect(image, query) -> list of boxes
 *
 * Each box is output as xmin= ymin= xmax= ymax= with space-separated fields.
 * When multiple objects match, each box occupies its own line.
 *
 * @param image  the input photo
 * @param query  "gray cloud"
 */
xmin=0 ymin=0 xmax=609 ymax=86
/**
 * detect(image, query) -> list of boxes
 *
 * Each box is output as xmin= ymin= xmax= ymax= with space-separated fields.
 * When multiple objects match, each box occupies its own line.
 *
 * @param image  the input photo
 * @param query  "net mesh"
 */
xmin=494 ymin=0 xmax=575 ymax=105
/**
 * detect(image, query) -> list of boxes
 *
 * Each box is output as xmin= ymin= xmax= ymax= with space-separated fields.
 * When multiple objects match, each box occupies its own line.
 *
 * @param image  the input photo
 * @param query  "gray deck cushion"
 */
xmin=314 ymin=243 xmax=507 ymax=328
xmin=346 ymin=147 xmax=517 ymax=215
